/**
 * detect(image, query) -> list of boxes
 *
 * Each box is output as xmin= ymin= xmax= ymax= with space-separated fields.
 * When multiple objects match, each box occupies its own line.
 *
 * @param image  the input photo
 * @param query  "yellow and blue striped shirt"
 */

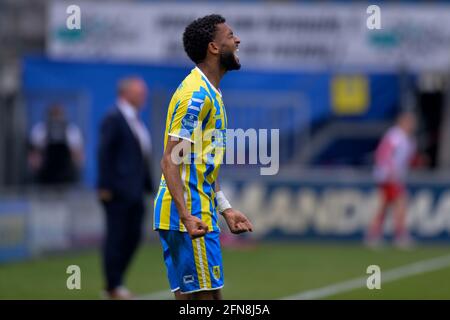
xmin=153 ymin=67 xmax=227 ymax=232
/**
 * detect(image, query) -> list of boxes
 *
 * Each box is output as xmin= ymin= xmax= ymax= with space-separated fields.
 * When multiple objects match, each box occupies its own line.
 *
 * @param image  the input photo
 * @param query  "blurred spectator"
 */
xmin=366 ymin=112 xmax=417 ymax=249
xmin=97 ymin=77 xmax=155 ymax=299
xmin=28 ymin=104 xmax=84 ymax=185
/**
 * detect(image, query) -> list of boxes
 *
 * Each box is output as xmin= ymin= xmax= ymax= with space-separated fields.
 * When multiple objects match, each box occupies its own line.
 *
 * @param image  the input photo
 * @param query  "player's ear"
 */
xmin=208 ymin=41 xmax=220 ymax=55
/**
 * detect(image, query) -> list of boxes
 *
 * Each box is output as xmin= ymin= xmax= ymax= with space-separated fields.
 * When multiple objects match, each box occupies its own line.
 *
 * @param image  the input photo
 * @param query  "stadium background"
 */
xmin=1 ymin=0 xmax=450 ymax=299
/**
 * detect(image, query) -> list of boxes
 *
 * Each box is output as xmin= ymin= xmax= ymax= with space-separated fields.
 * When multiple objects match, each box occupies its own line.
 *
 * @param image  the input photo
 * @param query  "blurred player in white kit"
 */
xmin=366 ymin=112 xmax=417 ymax=248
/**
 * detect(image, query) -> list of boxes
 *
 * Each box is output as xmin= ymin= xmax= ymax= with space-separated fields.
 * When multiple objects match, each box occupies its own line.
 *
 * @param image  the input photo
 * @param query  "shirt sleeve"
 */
xmin=30 ymin=123 xmax=46 ymax=148
xmin=167 ymin=89 xmax=208 ymax=144
xmin=66 ymin=124 xmax=83 ymax=149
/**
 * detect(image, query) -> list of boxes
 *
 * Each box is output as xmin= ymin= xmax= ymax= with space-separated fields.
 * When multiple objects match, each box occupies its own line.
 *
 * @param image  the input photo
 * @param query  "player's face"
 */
xmin=214 ymin=23 xmax=241 ymax=71
xmin=400 ymin=113 xmax=417 ymax=135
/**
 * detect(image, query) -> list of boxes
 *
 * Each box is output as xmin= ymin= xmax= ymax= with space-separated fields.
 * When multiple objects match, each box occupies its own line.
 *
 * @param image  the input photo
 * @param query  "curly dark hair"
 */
xmin=183 ymin=14 xmax=226 ymax=64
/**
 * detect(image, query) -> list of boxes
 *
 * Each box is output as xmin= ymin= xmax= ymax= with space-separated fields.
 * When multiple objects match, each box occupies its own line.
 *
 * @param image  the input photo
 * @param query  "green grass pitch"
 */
xmin=1 ymin=242 xmax=450 ymax=299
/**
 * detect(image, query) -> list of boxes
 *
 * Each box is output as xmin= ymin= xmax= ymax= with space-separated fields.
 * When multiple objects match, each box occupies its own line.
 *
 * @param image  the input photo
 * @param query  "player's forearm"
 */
xmin=160 ymin=154 xmax=189 ymax=219
xmin=215 ymin=179 xmax=221 ymax=192
xmin=213 ymin=178 xmax=232 ymax=214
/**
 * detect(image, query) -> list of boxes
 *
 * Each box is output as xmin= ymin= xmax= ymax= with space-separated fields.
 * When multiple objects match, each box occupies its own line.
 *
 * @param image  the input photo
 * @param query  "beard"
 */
xmin=220 ymin=50 xmax=241 ymax=71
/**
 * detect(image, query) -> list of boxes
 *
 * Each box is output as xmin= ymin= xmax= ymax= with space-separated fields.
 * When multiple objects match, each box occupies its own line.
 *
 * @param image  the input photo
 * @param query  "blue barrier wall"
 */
xmin=22 ymin=56 xmax=401 ymax=187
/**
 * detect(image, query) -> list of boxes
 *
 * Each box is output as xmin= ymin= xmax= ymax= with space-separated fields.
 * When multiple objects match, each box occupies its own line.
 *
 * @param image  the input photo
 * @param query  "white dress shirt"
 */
xmin=30 ymin=122 xmax=83 ymax=150
xmin=117 ymin=99 xmax=152 ymax=157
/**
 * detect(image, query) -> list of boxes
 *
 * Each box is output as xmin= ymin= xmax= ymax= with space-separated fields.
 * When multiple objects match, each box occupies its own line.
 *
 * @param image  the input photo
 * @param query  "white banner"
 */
xmin=223 ymin=181 xmax=450 ymax=239
xmin=48 ymin=1 xmax=450 ymax=72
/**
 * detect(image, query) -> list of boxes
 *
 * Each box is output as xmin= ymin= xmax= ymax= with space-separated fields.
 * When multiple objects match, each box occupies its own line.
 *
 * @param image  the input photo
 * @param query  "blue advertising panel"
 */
xmin=0 ymin=200 xmax=30 ymax=262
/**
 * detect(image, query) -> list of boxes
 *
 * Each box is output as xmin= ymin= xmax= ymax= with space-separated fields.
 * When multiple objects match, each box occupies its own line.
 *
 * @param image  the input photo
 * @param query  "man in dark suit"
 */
xmin=97 ymin=77 xmax=154 ymax=299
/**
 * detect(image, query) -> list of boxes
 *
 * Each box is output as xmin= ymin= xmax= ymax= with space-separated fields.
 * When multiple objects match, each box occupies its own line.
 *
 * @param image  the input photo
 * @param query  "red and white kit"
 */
xmin=374 ymin=126 xmax=416 ymax=201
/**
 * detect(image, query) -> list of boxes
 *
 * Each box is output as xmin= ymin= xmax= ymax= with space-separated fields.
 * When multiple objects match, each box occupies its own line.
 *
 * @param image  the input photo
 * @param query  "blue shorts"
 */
xmin=158 ymin=230 xmax=224 ymax=294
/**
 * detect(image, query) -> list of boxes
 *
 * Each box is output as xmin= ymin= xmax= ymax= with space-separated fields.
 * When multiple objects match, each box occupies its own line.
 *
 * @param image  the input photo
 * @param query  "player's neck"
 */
xmin=196 ymin=62 xmax=226 ymax=89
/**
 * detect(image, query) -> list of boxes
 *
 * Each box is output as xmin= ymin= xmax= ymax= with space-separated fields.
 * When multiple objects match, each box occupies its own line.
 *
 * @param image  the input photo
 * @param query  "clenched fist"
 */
xmin=181 ymin=215 xmax=209 ymax=239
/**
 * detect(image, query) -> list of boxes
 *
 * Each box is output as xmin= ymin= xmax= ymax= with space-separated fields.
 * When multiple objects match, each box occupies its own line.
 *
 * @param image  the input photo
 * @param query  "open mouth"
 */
xmin=234 ymin=48 xmax=240 ymax=62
